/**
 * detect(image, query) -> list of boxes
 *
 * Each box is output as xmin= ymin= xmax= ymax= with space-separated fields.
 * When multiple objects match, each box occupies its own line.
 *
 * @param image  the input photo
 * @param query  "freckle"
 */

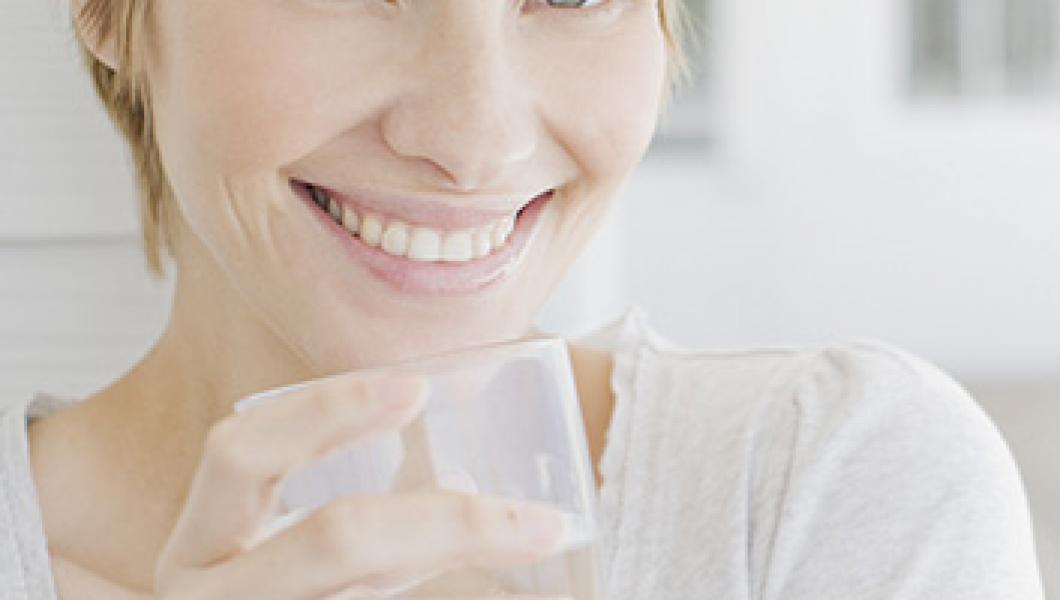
xmin=507 ymin=507 xmax=519 ymax=525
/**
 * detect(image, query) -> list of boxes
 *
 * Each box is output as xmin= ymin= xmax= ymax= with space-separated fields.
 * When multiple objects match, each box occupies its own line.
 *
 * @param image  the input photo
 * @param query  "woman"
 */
xmin=0 ymin=0 xmax=1043 ymax=598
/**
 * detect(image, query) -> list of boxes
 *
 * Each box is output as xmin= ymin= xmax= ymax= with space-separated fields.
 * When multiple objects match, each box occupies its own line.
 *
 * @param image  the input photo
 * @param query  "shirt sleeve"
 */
xmin=752 ymin=340 xmax=1044 ymax=600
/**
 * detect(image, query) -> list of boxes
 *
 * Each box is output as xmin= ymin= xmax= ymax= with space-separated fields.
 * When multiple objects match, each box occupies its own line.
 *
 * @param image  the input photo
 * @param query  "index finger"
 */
xmin=159 ymin=370 xmax=427 ymax=571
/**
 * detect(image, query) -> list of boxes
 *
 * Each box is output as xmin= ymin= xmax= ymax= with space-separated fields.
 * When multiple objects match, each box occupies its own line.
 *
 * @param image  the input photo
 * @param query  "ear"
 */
xmin=70 ymin=0 xmax=119 ymax=71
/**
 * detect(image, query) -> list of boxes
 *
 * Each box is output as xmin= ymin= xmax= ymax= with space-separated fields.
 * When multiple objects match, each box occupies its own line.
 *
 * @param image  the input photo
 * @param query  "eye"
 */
xmin=539 ymin=0 xmax=610 ymax=8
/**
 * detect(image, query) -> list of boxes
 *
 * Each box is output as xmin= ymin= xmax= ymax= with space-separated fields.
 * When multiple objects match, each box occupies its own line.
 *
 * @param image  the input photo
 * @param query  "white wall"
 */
xmin=0 ymin=237 xmax=172 ymax=402
xmin=1 ymin=0 xmax=140 ymax=240
xmin=696 ymin=0 xmax=1060 ymax=382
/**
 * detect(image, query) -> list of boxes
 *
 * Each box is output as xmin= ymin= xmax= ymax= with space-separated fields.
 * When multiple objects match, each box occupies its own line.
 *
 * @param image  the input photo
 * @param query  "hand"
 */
xmin=153 ymin=371 xmax=568 ymax=599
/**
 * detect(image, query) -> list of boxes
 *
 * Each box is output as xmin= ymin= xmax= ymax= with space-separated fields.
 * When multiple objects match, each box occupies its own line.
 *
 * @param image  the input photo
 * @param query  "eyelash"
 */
xmin=318 ymin=0 xmax=615 ymax=17
xmin=531 ymin=0 xmax=610 ymax=9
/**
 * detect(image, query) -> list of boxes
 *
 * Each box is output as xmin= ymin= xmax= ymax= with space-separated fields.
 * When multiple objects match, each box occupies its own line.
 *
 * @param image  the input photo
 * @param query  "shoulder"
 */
xmin=592 ymin=309 xmax=1018 ymax=482
xmin=618 ymin=328 xmax=1043 ymax=597
xmin=638 ymin=332 xmax=1008 ymax=464
xmin=591 ymin=308 xmax=1013 ymax=470
xmin=638 ymin=333 xmax=1026 ymax=510
xmin=747 ymin=339 xmax=1042 ymax=597
xmin=780 ymin=337 xmax=1003 ymax=460
xmin=757 ymin=337 xmax=1024 ymax=507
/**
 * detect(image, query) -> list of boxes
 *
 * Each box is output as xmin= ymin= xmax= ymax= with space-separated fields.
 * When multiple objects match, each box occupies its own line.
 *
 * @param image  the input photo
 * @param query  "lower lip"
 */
xmin=292 ymin=182 xmax=553 ymax=296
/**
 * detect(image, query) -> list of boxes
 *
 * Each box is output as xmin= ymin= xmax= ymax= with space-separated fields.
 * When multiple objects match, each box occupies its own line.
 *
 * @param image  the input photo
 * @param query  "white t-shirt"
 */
xmin=0 ymin=307 xmax=1044 ymax=599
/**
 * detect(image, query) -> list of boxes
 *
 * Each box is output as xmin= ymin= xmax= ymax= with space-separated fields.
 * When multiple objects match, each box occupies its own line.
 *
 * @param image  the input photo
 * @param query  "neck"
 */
xmin=25 ymin=236 xmax=315 ymax=587
xmin=116 ymin=252 xmax=308 ymax=440
xmin=73 ymin=232 xmax=323 ymax=514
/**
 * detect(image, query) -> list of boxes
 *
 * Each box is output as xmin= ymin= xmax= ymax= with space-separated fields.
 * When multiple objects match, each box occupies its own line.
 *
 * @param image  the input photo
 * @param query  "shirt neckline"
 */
xmin=3 ymin=393 xmax=66 ymax=599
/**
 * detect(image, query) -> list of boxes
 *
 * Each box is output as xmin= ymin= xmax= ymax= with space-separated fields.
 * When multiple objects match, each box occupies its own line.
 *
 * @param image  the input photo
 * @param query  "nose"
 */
xmin=380 ymin=24 xmax=538 ymax=192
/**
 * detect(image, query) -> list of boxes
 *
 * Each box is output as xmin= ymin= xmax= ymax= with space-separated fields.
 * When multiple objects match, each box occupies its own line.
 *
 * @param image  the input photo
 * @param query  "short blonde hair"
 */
xmin=75 ymin=0 xmax=692 ymax=278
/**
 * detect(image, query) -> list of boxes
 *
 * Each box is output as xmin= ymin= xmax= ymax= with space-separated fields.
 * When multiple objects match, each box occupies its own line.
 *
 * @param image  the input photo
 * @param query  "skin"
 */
xmin=28 ymin=0 xmax=667 ymax=595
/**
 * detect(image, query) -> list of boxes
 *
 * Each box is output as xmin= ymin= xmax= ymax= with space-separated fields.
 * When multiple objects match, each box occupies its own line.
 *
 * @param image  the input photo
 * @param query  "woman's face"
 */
xmin=145 ymin=0 xmax=667 ymax=371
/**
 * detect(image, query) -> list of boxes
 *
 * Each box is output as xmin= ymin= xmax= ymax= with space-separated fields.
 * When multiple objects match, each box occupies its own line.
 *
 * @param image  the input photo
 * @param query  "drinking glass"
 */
xmin=234 ymin=336 xmax=603 ymax=598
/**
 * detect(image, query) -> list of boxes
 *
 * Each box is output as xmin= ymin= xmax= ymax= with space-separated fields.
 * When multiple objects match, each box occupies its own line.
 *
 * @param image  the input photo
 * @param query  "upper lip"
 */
xmin=295 ymin=180 xmax=551 ymax=230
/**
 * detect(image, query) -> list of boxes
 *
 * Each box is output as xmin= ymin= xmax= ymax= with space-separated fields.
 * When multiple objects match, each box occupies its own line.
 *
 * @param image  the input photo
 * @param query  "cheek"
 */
xmin=149 ymin=2 xmax=391 ymax=177
xmin=153 ymin=9 xmax=294 ymax=176
xmin=531 ymin=22 xmax=667 ymax=181
xmin=146 ymin=1 xmax=403 ymax=259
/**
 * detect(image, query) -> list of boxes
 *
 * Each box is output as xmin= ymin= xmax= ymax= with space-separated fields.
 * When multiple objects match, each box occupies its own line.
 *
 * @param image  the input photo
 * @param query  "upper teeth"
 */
xmin=310 ymin=186 xmax=517 ymax=263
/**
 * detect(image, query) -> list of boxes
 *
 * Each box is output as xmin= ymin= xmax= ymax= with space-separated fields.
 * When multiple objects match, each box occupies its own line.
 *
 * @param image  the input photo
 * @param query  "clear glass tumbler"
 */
xmin=234 ymin=336 xmax=603 ymax=599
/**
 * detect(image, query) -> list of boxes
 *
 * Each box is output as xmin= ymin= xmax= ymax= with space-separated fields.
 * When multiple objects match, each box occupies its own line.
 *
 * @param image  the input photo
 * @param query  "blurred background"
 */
xmin=1 ymin=0 xmax=1056 ymax=594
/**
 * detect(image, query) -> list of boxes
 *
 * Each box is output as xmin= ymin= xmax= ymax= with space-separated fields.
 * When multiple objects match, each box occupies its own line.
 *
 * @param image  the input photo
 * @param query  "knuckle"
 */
xmin=305 ymin=387 xmax=344 ymax=420
xmin=307 ymin=380 xmax=367 ymax=421
xmin=454 ymin=494 xmax=498 ymax=546
xmin=202 ymin=418 xmax=256 ymax=476
xmin=307 ymin=498 xmax=371 ymax=570
xmin=347 ymin=375 xmax=373 ymax=399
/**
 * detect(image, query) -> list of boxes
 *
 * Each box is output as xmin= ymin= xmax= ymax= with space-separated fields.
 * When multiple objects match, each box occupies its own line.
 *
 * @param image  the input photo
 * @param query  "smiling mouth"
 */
xmin=292 ymin=179 xmax=548 ymax=264
xmin=289 ymin=178 xmax=555 ymax=295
